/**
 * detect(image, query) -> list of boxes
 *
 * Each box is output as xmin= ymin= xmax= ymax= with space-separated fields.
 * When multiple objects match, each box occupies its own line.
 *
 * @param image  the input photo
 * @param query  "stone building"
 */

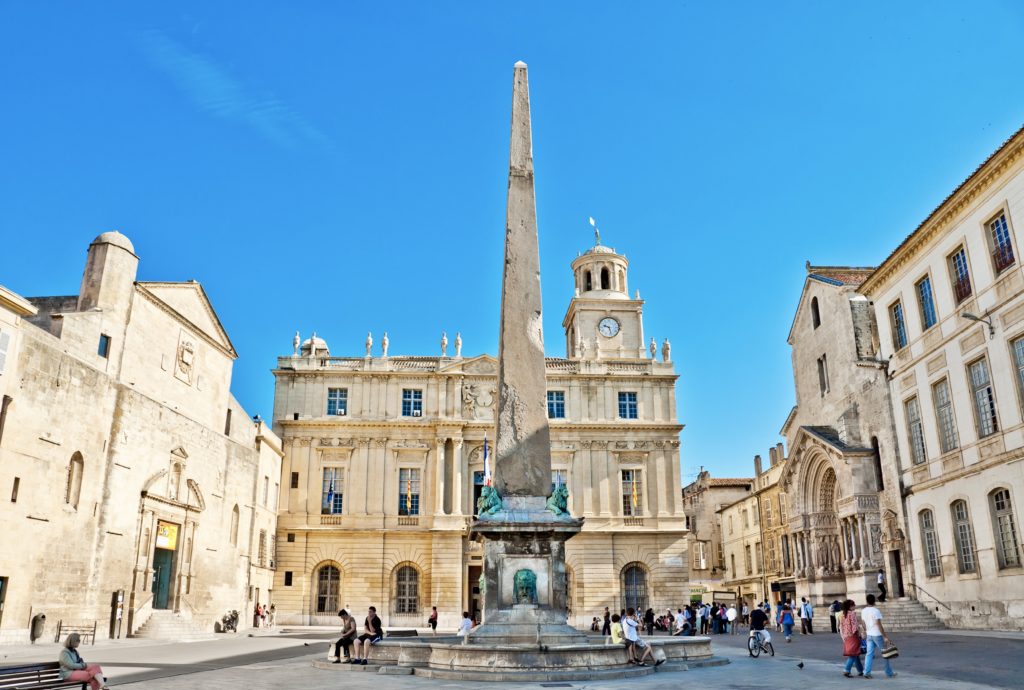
xmin=681 ymin=472 xmax=752 ymax=602
xmin=859 ymin=125 xmax=1024 ymax=629
xmin=776 ymin=265 xmax=912 ymax=604
xmin=0 ymin=232 xmax=281 ymax=643
xmin=719 ymin=487 xmax=761 ymax=608
xmin=271 ymin=239 xmax=688 ymax=630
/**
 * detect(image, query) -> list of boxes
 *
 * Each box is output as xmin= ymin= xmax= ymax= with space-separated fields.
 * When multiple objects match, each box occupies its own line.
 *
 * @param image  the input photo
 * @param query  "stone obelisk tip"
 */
xmin=514 ymin=60 xmax=527 ymax=68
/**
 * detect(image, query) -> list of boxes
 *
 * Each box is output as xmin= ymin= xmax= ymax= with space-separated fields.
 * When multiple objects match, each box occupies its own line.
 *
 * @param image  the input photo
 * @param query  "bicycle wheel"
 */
xmin=765 ymin=642 xmax=775 ymax=657
xmin=747 ymin=636 xmax=761 ymax=657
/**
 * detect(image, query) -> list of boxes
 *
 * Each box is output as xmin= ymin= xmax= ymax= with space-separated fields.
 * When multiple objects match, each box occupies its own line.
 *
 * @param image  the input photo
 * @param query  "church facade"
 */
xmin=0 ymin=233 xmax=281 ymax=643
xmin=271 ymin=240 xmax=688 ymax=630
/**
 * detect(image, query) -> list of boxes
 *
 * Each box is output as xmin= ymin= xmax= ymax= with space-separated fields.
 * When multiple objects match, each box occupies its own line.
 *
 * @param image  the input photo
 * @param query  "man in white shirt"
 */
xmin=800 ymin=597 xmax=814 ymax=634
xmin=726 ymin=605 xmax=738 ymax=634
xmin=877 ymin=569 xmax=887 ymax=602
xmin=673 ymin=608 xmax=687 ymax=636
xmin=861 ymin=594 xmax=896 ymax=679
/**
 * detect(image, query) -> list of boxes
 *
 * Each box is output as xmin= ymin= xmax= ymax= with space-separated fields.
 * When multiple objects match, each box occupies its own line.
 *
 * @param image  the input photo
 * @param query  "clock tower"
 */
xmin=561 ymin=238 xmax=647 ymax=360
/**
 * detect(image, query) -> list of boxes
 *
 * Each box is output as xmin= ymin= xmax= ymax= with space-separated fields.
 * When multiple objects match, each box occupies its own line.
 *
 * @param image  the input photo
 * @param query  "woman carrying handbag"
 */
xmin=839 ymin=599 xmax=864 ymax=677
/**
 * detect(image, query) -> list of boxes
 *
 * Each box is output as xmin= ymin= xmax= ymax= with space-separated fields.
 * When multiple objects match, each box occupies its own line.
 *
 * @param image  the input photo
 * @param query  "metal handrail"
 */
xmin=908 ymin=582 xmax=952 ymax=612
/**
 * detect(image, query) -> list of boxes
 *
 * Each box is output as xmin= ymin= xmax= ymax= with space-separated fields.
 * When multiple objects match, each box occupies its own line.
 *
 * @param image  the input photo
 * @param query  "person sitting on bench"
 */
xmin=59 ymin=633 xmax=109 ymax=690
xmin=353 ymin=605 xmax=384 ymax=665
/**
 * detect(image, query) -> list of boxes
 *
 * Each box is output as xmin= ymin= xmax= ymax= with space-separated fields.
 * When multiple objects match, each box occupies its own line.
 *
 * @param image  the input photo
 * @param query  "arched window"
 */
xmin=584 ymin=271 xmax=593 ymax=291
xmin=811 ymin=296 xmax=821 ymax=329
xmin=600 ymin=267 xmax=610 ymax=290
xmin=65 ymin=452 xmax=84 ymax=509
xmin=951 ymin=500 xmax=977 ymax=573
xmin=621 ymin=563 xmax=647 ymax=612
xmin=230 ymin=505 xmax=240 ymax=546
xmin=919 ymin=509 xmax=941 ymax=577
xmin=990 ymin=488 xmax=1021 ymax=569
xmin=316 ymin=564 xmax=341 ymax=613
xmin=393 ymin=565 xmax=419 ymax=614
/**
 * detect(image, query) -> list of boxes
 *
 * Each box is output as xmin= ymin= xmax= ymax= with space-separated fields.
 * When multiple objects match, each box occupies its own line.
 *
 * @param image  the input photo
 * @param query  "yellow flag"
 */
xmin=631 ymin=475 xmax=638 ymax=508
xmin=406 ymin=474 xmax=413 ymax=512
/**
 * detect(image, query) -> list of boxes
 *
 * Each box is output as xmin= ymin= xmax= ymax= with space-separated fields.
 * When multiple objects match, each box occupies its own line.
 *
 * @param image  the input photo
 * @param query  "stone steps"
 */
xmin=132 ymin=610 xmax=215 ymax=640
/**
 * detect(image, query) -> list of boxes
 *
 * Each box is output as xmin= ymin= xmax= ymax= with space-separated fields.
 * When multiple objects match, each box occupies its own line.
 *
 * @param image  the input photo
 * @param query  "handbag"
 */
xmin=842 ymin=634 xmax=862 ymax=657
xmin=882 ymin=644 xmax=899 ymax=659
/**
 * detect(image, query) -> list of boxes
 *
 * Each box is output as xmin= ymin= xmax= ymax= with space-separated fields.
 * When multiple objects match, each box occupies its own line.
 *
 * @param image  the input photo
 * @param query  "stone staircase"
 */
xmin=132 ymin=609 xmax=214 ymax=640
xmin=877 ymin=598 xmax=945 ymax=630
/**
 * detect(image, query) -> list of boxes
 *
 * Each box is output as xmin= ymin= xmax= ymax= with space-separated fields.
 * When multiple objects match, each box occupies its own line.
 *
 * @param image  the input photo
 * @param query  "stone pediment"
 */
xmin=136 ymin=282 xmax=236 ymax=358
xmin=440 ymin=354 xmax=497 ymax=375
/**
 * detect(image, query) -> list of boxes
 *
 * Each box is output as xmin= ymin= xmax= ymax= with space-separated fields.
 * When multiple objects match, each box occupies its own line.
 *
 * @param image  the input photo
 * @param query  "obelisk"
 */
xmin=494 ymin=60 xmax=551 ymax=499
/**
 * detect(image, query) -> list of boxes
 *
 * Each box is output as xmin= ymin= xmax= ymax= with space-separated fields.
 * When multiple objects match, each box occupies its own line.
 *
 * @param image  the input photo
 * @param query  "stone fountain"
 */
xmin=312 ymin=61 xmax=722 ymax=681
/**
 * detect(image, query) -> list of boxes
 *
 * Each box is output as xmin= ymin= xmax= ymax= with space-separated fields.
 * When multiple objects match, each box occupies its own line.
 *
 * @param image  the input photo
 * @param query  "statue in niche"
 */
xmin=365 ymin=332 xmax=373 ymax=357
xmin=441 ymin=331 xmax=448 ymax=357
xmin=545 ymin=484 xmax=569 ymax=516
xmin=476 ymin=485 xmax=503 ymax=516
xmin=578 ymin=337 xmax=588 ymax=359
xmin=455 ymin=332 xmax=462 ymax=358
xmin=513 ymin=569 xmax=538 ymax=605
xmin=381 ymin=332 xmax=389 ymax=357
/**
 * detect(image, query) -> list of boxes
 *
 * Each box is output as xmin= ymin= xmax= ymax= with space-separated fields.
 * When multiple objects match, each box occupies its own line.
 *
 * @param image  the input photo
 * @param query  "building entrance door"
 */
xmin=467 ymin=565 xmax=482 ymax=623
xmin=889 ymin=550 xmax=905 ymax=598
xmin=151 ymin=520 xmax=180 ymax=610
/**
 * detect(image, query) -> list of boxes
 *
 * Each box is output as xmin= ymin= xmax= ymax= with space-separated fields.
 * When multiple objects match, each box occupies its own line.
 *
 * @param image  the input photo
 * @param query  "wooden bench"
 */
xmin=0 ymin=662 xmax=87 ymax=690
xmin=386 ymin=629 xmax=418 ymax=638
xmin=53 ymin=622 xmax=96 ymax=645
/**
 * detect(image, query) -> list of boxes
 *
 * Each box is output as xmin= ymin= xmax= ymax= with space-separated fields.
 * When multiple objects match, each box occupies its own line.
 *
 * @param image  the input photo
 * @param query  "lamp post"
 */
xmin=961 ymin=311 xmax=995 ymax=339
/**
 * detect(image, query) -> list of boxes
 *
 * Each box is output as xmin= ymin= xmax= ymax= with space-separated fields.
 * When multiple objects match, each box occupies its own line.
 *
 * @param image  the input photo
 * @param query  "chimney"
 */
xmin=768 ymin=447 xmax=777 ymax=467
xmin=776 ymin=442 xmax=785 ymax=463
xmin=754 ymin=454 xmax=763 ymax=476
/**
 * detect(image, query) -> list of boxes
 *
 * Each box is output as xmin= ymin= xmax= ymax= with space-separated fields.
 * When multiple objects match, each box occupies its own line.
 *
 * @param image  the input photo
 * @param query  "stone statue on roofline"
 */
xmin=365 ymin=332 xmax=373 ymax=357
xmin=455 ymin=332 xmax=463 ymax=359
xmin=292 ymin=331 xmax=300 ymax=357
xmin=381 ymin=332 xmax=389 ymax=357
xmin=662 ymin=338 xmax=671 ymax=362
xmin=441 ymin=331 xmax=448 ymax=357
xmin=649 ymin=337 xmax=657 ymax=359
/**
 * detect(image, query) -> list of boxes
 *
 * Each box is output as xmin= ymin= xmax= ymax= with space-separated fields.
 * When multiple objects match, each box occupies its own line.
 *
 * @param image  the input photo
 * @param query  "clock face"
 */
xmin=598 ymin=317 xmax=620 ymax=338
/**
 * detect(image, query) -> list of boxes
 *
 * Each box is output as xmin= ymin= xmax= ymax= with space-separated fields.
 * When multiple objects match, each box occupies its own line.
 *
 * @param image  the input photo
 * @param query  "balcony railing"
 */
xmin=953 ymin=276 xmax=972 ymax=303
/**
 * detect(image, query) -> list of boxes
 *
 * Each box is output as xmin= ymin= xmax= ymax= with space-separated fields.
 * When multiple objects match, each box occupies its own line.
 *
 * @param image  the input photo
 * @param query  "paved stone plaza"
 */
xmin=0 ymin=629 xmax=1018 ymax=689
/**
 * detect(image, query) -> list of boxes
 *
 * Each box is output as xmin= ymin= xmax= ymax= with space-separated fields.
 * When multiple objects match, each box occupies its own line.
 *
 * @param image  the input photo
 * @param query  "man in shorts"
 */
xmin=353 ymin=605 xmax=384 ymax=665
xmin=749 ymin=604 xmax=772 ymax=647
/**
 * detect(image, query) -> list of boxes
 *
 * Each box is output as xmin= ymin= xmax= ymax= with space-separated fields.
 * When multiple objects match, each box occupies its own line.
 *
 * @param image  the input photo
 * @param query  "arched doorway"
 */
xmin=314 ymin=563 xmax=341 ymax=624
xmin=621 ymin=563 xmax=648 ymax=612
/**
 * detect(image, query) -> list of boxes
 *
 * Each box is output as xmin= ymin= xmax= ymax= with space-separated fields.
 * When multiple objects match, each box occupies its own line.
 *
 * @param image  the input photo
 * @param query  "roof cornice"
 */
xmin=860 ymin=123 xmax=1024 ymax=295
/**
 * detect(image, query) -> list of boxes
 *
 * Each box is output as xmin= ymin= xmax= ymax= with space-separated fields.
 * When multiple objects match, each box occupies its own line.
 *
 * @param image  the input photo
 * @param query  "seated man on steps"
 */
xmin=353 ymin=605 xmax=384 ymax=665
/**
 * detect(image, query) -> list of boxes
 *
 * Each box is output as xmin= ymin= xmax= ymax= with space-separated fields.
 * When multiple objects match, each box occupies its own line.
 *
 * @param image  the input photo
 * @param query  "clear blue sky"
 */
xmin=3 ymin=2 xmax=1023 ymax=482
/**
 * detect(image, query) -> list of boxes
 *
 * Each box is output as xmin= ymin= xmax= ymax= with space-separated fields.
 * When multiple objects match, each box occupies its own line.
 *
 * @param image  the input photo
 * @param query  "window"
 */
xmin=990 ymin=489 xmax=1021 ymax=569
xmin=547 ymin=390 xmax=566 ymax=419
xmin=394 ymin=565 xmax=419 ymax=614
xmin=728 ymin=515 xmax=734 ymax=535
xmin=951 ymin=499 xmax=977 ymax=574
xmin=916 ymin=275 xmax=938 ymax=330
xmin=224 ymin=408 xmax=232 ymax=435
xmin=316 ymin=564 xmax=340 ymax=613
xmin=948 ymin=247 xmax=972 ymax=303
xmin=621 ymin=564 xmax=648 ymax=612
xmin=98 ymin=334 xmax=111 ymax=358
xmin=65 ymin=452 xmax=84 ymax=508
xmin=168 ymin=463 xmax=182 ymax=501
xmin=621 ymin=469 xmax=643 ymax=516
xmin=402 ymin=389 xmax=423 ymax=417
xmin=0 ymin=329 xmax=10 ymax=373
xmin=272 ymin=483 xmax=279 ymax=511
xmin=767 ymin=537 xmax=777 ymax=572
xmin=932 ymin=379 xmax=959 ymax=453
xmin=779 ymin=494 xmax=788 ymax=523
xmin=919 ymin=509 xmax=942 ymax=577
xmin=744 ymin=545 xmax=752 ymax=575
xmin=988 ymin=211 xmax=1016 ymax=273
xmin=600 ymin=267 xmax=610 ymax=290
xmin=904 ymin=396 xmax=926 ymax=465
xmin=230 ymin=505 xmax=239 ymax=546
xmin=287 ymin=532 xmax=295 ymax=542
xmin=1013 ymin=337 xmax=1024 ymax=409
xmin=817 ymin=354 xmax=829 ymax=396
xmin=781 ymin=534 xmax=791 ymax=570
xmin=742 ymin=509 xmax=749 ymax=529
xmin=551 ymin=469 xmax=567 ymax=493
xmin=11 ymin=476 xmax=20 ymax=503
xmin=618 ymin=392 xmax=638 ymax=419
xmin=284 ymin=571 xmax=293 ymax=587
xmin=968 ymin=358 xmax=998 ymax=437
xmin=763 ymin=497 xmax=773 ymax=527
xmin=755 ymin=542 xmax=762 ymax=573
xmin=693 ymin=541 xmax=707 ymax=570
xmin=890 ymin=301 xmax=908 ymax=350
xmin=258 ymin=530 xmax=267 ymax=567
xmin=321 ymin=468 xmax=344 ymax=515
xmin=584 ymin=271 xmax=592 ymax=291
xmin=327 ymin=388 xmax=348 ymax=416
xmin=399 ymin=468 xmax=421 ymax=516
xmin=290 ymin=471 xmax=299 ymax=489
xmin=730 ymin=554 xmax=736 ymax=575
xmin=810 ymin=296 xmax=821 ymax=329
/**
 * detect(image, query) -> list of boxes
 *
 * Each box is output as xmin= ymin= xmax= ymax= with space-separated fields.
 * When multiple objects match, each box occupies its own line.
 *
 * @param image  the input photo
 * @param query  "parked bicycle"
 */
xmin=748 ymin=629 xmax=775 ymax=657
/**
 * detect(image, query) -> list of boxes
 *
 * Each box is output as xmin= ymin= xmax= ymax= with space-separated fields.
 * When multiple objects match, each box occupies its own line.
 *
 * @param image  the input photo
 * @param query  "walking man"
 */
xmin=602 ymin=607 xmax=611 ymax=636
xmin=800 ymin=597 xmax=814 ymax=634
xmin=877 ymin=569 xmax=887 ymax=602
xmin=861 ymin=594 xmax=896 ymax=678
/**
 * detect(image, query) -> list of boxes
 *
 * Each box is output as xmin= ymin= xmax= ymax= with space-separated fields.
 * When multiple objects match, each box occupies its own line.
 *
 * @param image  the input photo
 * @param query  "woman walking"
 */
xmin=839 ymin=599 xmax=864 ymax=677
xmin=779 ymin=603 xmax=795 ymax=642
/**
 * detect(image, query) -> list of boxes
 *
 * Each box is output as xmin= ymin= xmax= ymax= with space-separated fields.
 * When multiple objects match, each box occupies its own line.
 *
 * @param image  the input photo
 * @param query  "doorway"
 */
xmin=151 ymin=520 xmax=179 ymax=610
xmin=467 ymin=565 xmax=482 ymax=623
xmin=0 ymin=576 xmax=8 ymax=628
xmin=889 ymin=550 xmax=905 ymax=598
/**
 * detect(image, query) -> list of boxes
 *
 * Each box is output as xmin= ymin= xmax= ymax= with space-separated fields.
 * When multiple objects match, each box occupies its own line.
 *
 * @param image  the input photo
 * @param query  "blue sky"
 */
xmin=3 ymin=2 xmax=1024 ymax=482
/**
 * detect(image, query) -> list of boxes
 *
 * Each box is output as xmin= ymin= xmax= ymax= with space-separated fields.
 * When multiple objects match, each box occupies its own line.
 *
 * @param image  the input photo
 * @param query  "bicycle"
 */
xmin=748 ymin=630 xmax=775 ymax=658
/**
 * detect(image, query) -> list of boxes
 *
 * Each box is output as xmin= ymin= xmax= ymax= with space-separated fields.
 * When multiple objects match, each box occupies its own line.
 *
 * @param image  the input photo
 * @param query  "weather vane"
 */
xmin=588 ymin=216 xmax=601 ymax=246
